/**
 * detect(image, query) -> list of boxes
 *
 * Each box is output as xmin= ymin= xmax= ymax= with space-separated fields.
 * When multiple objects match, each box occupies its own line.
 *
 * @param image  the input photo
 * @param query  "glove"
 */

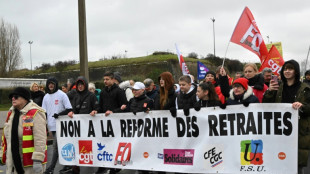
xmin=53 ymin=113 xmax=59 ymax=119
xmin=219 ymin=103 xmax=227 ymax=109
xmin=33 ymin=161 xmax=43 ymax=173
xmin=242 ymin=101 xmax=250 ymax=107
xmin=169 ymin=107 xmax=177 ymax=117
xmin=133 ymin=111 xmax=137 ymax=115
xmin=183 ymin=106 xmax=190 ymax=116
xmin=194 ymin=102 xmax=201 ymax=111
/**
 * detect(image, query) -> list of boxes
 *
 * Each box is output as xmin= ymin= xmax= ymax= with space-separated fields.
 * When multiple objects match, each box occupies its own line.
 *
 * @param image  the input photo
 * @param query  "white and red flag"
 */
xmin=230 ymin=7 xmax=269 ymax=63
xmin=175 ymin=44 xmax=190 ymax=75
xmin=259 ymin=45 xmax=284 ymax=76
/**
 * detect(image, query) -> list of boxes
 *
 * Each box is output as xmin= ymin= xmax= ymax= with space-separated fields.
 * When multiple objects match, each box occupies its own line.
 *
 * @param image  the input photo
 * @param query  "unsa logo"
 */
xmin=240 ymin=140 xmax=263 ymax=165
xmin=61 ymin=143 xmax=75 ymax=162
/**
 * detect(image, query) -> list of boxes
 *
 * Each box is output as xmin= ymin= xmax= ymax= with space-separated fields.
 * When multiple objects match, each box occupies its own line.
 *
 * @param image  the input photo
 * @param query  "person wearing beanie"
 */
xmin=304 ymin=70 xmax=310 ymax=86
xmin=42 ymin=77 xmax=73 ymax=174
xmin=204 ymin=70 xmax=226 ymax=104
xmin=1 ymin=87 xmax=47 ymax=174
xmin=113 ymin=72 xmax=122 ymax=85
xmin=263 ymin=60 xmax=310 ymax=172
xmin=225 ymin=77 xmax=259 ymax=106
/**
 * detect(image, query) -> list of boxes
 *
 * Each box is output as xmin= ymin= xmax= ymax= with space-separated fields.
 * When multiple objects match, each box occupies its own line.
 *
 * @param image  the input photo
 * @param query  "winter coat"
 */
xmin=195 ymin=99 xmax=221 ymax=108
xmin=146 ymin=85 xmax=159 ymax=101
xmin=176 ymin=85 xmax=197 ymax=109
xmin=226 ymin=86 xmax=259 ymax=105
xmin=126 ymin=94 xmax=154 ymax=113
xmin=1 ymin=101 xmax=46 ymax=174
xmin=99 ymin=83 xmax=128 ymax=113
xmin=248 ymin=74 xmax=268 ymax=103
xmin=30 ymin=91 xmax=45 ymax=107
xmin=263 ymin=59 xmax=310 ymax=166
xmin=72 ymin=76 xmax=100 ymax=114
xmin=154 ymin=88 xmax=177 ymax=110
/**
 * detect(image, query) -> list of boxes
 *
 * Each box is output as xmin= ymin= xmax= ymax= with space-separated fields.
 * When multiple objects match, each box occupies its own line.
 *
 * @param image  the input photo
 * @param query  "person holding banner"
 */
xmin=203 ymin=71 xmax=226 ymax=104
xmin=263 ymin=60 xmax=310 ymax=173
xmin=1 ymin=87 xmax=47 ymax=174
xmin=193 ymin=82 xmax=221 ymax=111
xmin=225 ymin=77 xmax=259 ymax=106
xmin=243 ymin=63 xmax=268 ymax=103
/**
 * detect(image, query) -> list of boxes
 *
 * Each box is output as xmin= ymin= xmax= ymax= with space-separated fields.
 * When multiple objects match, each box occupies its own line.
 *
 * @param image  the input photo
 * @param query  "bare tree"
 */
xmin=0 ymin=18 xmax=22 ymax=77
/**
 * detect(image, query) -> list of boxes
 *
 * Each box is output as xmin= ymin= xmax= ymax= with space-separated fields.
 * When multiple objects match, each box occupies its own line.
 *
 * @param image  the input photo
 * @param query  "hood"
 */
xmin=119 ymin=80 xmax=131 ymax=90
xmin=280 ymin=59 xmax=300 ymax=84
xmin=75 ymin=76 xmax=88 ymax=94
xmin=46 ymin=77 xmax=58 ymax=94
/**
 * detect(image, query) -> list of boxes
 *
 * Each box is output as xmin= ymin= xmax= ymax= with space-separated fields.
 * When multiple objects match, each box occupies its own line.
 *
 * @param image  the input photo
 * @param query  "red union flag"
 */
xmin=259 ymin=45 xmax=284 ymax=76
xmin=230 ymin=7 xmax=269 ymax=63
xmin=175 ymin=44 xmax=190 ymax=75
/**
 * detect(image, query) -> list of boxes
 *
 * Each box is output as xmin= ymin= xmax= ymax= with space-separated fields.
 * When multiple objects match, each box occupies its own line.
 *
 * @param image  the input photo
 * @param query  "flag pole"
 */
xmin=222 ymin=41 xmax=231 ymax=67
xmin=305 ymin=45 xmax=310 ymax=72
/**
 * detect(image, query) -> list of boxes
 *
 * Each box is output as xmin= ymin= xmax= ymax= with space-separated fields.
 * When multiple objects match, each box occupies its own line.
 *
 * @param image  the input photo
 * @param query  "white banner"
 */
xmin=56 ymin=103 xmax=298 ymax=174
xmin=0 ymin=78 xmax=46 ymax=89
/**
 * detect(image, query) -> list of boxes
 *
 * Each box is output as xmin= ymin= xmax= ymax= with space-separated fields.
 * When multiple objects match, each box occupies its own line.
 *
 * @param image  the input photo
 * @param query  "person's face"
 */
xmin=48 ymin=83 xmax=55 ymax=91
xmin=196 ymin=86 xmax=208 ymax=100
xmin=146 ymin=83 xmax=155 ymax=92
xmin=263 ymin=72 xmax=272 ymax=82
xmin=104 ymin=76 xmax=114 ymax=87
xmin=32 ymin=84 xmax=39 ymax=92
xmin=244 ymin=66 xmax=256 ymax=79
xmin=233 ymin=84 xmax=245 ymax=96
xmin=179 ymin=81 xmax=191 ymax=93
xmin=132 ymin=88 xmax=145 ymax=97
xmin=77 ymin=82 xmax=85 ymax=92
xmin=306 ymin=74 xmax=310 ymax=81
xmin=160 ymin=78 xmax=165 ymax=87
xmin=61 ymin=86 xmax=68 ymax=93
xmin=205 ymin=74 xmax=215 ymax=83
xmin=283 ymin=67 xmax=295 ymax=80
xmin=89 ymin=88 xmax=95 ymax=93
xmin=11 ymin=95 xmax=27 ymax=110
xmin=235 ymin=74 xmax=241 ymax=79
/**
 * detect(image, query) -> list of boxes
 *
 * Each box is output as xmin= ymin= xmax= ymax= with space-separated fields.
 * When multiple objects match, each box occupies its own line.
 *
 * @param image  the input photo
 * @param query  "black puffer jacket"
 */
xmin=127 ymin=94 xmax=153 ymax=113
xmin=99 ymin=83 xmax=127 ymax=113
xmin=154 ymin=88 xmax=177 ymax=110
xmin=72 ymin=76 xmax=99 ymax=114
xmin=248 ymin=74 xmax=265 ymax=90
xmin=30 ymin=91 xmax=45 ymax=106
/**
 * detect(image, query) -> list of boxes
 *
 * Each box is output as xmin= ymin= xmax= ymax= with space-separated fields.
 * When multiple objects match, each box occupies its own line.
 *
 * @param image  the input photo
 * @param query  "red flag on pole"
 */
xmin=259 ymin=45 xmax=284 ymax=76
xmin=175 ymin=44 xmax=190 ymax=75
xmin=230 ymin=7 xmax=269 ymax=63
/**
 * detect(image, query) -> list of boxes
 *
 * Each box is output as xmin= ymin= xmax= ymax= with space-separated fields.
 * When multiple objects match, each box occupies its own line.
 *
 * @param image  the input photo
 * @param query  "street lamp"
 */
xmin=211 ymin=17 xmax=216 ymax=58
xmin=28 ymin=41 xmax=33 ymax=70
xmin=266 ymin=35 xmax=269 ymax=43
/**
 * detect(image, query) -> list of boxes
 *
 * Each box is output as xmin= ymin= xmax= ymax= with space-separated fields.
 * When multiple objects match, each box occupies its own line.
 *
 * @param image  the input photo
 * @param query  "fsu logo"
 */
xmin=79 ymin=140 xmax=93 ymax=165
xmin=240 ymin=140 xmax=263 ymax=165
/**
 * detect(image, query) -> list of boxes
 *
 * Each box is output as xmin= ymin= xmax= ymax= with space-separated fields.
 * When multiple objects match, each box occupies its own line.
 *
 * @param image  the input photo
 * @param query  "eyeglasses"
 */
xmin=11 ymin=95 xmax=20 ymax=100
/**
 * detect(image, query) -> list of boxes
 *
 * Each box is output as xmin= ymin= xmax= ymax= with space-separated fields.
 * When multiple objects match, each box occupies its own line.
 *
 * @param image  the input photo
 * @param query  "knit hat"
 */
xmin=114 ymin=72 xmax=122 ymax=83
xmin=233 ymin=78 xmax=248 ymax=91
xmin=205 ymin=71 xmax=216 ymax=78
xmin=132 ymin=82 xmax=145 ymax=90
xmin=9 ymin=87 xmax=31 ymax=101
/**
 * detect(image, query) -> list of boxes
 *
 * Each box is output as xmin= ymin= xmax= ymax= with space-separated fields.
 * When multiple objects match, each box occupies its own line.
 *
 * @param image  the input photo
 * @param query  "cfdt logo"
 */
xmin=204 ymin=147 xmax=223 ymax=168
xmin=164 ymin=149 xmax=194 ymax=165
xmin=97 ymin=143 xmax=113 ymax=162
xmin=240 ymin=140 xmax=263 ymax=165
xmin=114 ymin=142 xmax=132 ymax=166
xmin=61 ymin=143 xmax=75 ymax=162
xmin=79 ymin=140 xmax=93 ymax=165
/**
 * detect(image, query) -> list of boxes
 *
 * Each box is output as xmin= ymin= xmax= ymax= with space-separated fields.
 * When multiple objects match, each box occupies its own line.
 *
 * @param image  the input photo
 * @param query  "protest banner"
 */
xmin=57 ymin=103 xmax=297 ymax=173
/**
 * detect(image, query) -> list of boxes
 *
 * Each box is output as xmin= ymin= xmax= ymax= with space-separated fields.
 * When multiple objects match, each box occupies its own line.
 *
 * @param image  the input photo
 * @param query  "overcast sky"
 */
xmin=1 ymin=0 xmax=310 ymax=69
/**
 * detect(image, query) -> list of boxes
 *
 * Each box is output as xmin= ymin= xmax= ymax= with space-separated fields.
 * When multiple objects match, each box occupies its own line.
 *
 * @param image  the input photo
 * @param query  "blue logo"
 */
xmin=158 ymin=153 xmax=163 ymax=159
xmin=97 ymin=143 xmax=113 ymax=162
xmin=61 ymin=143 xmax=75 ymax=162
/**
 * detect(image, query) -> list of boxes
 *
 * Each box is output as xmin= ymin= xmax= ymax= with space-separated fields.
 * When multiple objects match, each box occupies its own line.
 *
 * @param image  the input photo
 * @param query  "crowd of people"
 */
xmin=1 ymin=59 xmax=310 ymax=174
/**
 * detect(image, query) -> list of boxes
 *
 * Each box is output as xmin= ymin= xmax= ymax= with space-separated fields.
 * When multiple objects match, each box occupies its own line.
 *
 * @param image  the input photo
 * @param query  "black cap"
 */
xmin=9 ymin=87 xmax=31 ymax=101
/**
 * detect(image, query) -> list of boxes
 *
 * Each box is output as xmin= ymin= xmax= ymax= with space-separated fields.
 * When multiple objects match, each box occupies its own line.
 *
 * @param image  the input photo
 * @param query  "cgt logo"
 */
xmin=97 ymin=143 xmax=113 ymax=162
xmin=79 ymin=140 xmax=93 ymax=165
xmin=240 ymin=140 xmax=263 ymax=165
xmin=61 ymin=143 xmax=75 ymax=162
xmin=114 ymin=142 xmax=132 ymax=166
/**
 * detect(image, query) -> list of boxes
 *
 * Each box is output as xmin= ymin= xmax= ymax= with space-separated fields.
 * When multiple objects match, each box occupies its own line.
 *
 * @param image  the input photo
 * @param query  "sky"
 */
xmin=1 ymin=0 xmax=310 ymax=70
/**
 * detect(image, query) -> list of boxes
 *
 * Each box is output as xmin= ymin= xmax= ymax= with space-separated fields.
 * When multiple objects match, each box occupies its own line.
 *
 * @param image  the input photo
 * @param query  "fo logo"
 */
xmin=61 ymin=143 xmax=75 ymax=162
xmin=114 ymin=142 xmax=132 ymax=166
xmin=79 ymin=140 xmax=93 ymax=165
xmin=240 ymin=140 xmax=263 ymax=165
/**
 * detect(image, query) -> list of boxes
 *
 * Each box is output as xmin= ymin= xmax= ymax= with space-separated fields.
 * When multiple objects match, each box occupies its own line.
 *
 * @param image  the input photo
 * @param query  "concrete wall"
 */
xmin=0 ymin=111 xmax=7 ymax=129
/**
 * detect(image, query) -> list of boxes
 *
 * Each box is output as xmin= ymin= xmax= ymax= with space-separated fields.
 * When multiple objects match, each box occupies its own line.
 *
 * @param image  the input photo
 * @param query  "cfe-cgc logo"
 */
xmin=79 ymin=140 xmax=93 ymax=165
xmin=204 ymin=147 xmax=223 ymax=168
xmin=240 ymin=140 xmax=265 ymax=172
xmin=97 ymin=143 xmax=113 ymax=162
xmin=114 ymin=142 xmax=132 ymax=166
xmin=61 ymin=143 xmax=75 ymax=162
xmin=164 ymin=149 xmax=194 ymax=165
